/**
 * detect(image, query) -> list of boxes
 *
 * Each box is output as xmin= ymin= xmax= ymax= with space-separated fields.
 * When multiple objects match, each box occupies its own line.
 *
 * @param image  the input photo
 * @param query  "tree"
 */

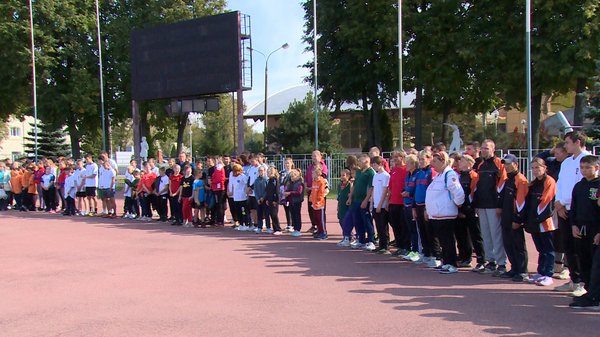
xmin=268 ymin=93 xmax=341 ymax=154
xmin=197 ymin=95 xmax=235 ymax=155
xmin=586 ymin=52 xmax=600 ymax=142
xmin=24 ymin=121 xmax=70 ymax=159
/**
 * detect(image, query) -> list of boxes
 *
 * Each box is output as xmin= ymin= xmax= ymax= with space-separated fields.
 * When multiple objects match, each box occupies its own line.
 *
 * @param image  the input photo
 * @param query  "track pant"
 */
xmin=559 ymin=212 xmax=582 ymax=283
xmin=501 ymin=223 xmax=528 ymax=273
xmin=307 ymin=192 xmax=326 ymax=229
xmin=257 ymin=201 xmax=267 ymax=228
xmin=65 ymin=196 xmax=76 ymax=215
xmin=266 ymin=202 xmax=281 ymax=232
xmin=574 ymin=224 xmax=599 ymax=291
xmin=312 ymin=207 xmax=326 ymax=235
xmin=588 ymin=244 xmax=600 ymax=301
xmin=157 ymin=194 xmax=168 ymax=220
xmin=42 ymin=186 xmax=56 ymax=211
xmin=213 ymin=190 xmax=225 ymax=224
xmin=389 ymin=204 xmax=409 ymax=250
xmin=342 ymin=211 xmax=354 ymax=238
xmin=373 ymin=209 xmax=390 ymax=250
xmin=416 ymin=204 xmax=440 ymax=258
xmin=13 ymin=193 xmax=22 ymax=210
xmin=455 ymin=215 xmax=485 ymax=263
xmin=290 ymin=201 xmax=302 ymax=232
xmin=283 ymin=203 xmax=292 ymax=228
xmin=181 ymin=197 xmax=193 ymax=222
xmin=478 ymin=208 xmax=506 ymax=266
xmin=431 ymin=218 xmax=458 ymax=267
xmin=169 ymin=196 xmax=182 ymax=223
xmin=233 ymin=200 xmax=249 ymax=227
xmin=350 ymin=201 xmax=374 ymax=244
xmin=531 ymin=231 xmax=555 ymax=277
xmin=403 ymin=206 xmax=420 ymax=252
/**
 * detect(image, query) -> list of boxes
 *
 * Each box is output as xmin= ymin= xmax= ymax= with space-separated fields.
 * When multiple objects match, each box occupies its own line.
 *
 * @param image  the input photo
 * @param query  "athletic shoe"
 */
xmin=535 ymin=276 xmax=554 ymax=286
xmin=457 ymin=260 xmax=472 ymax=268
xmin=572 ymin=283 xmax=587 ymax=297
xmin=427 ymin=259 xmax=442 ymax=268
xmin=440 ymin=265 xmax=459 ymax=274
xmin=479 ymin=262 xmax=497 ymax=274
xmin=499 ymin=270 xmax=517 ymax=279
xmin=526 ymin=273 xmax=544 ymax=283
xmin=363 ymin=242 xmax=376 ymax=251
xmin=273 ymin=231 xmax=282 ymax=236
xmin=291 ymin=230 xmax=302 ymax=237
xmin=286 ymin=226 xmax=294 ymax=232
xmin=512 ymin=273 xmax=528 ymax=282
xmin=569 ymin=296 xmax=600 ymax=310
xmin=376 ymin=248 xmax=391 ymax=255
xmin=337 ymin=238 xmax=351 ymax=247
xmin=408 ymin=252 xmax=421 ymax=262
xmin=88 ymin=212 xmax=96 ymax=217
xmin=492 ymin=265 xmax=507 ymax=277
xmin=414 ymin=255 xmax=427 ymax=264
xmin=553 ymin=269 xmax=570 ymax=280
xmin=392 ymin=249 xmax=409 ymax=258
xmin=317 ymin=233 xmax=328 ymax=240
xmin=255 ymin=228 xmax=262 ymax=234
xmin=350 ymin=241 xmax=364 ymax=249
xmin=433 ymin=264 xmax=451 ymax=272
xmin=554 ymin=281 xmax=574 ymax=292
xmin=265 ymin=228 xmax=274 ymax=234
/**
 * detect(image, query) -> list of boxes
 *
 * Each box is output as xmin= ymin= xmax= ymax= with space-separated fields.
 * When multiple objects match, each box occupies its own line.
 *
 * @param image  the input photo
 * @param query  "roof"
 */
xmin=245 ymin=84 xmax=416 ymax=119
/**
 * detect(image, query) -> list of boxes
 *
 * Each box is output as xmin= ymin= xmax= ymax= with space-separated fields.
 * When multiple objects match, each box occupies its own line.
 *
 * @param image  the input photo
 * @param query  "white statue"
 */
xmin=140 ymin=136 xmax=149 ymax=161
xmin=444 ymin=123 xmax=463 ymax=154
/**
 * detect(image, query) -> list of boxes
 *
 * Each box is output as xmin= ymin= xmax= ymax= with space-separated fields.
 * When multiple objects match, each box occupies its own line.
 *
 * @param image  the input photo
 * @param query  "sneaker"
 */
xmin=526 ymin=273 xmax=544 ymax=283
xmin=536 ymin=276 xmax=554 ymax=286
xmin=249 ymin=226 xmax=257 ymax=232
xmin=572 ymin=283 xmax=587 ymax=297
xmin=255 ymin=228 xmax=262 ymax=234
xmin=439 ymin=265 xmax=459 ymax=274
xmin=457 ymin=260 xmax=472 ymax=268
xmin=273 ymin=231 xmax=282 ymax=236
xmin=433 ymin=264 xmax=451 ymax=272
xmin=317 ymin=233 xmax=328 ymax=240
xmin=408 ymin=252 xmax=421 ymax=262
xmin=265 ymin=228 xmax=273 ymax=234
xmin=569 ymin=296 xmax=600 ymax=310
xmin=337 ymin=238 xmax=351 ymax=247
xmin=363 ymin=242 xmax=376 ymax=251
xmin=512 ymin=273 xmax=528 ymax=282
xmin=376 ymin=248 xmax=391 ymax=255
xmin=553 ymin=269 xmax=570 ymax=280
xmin=479 ymin=262 xmax=497 ymax=274
xmin=414 ymin=255 xmax=428 ymax=264
xmin=499 ymin=270 xmax=517 ymax=279
xmin=291 ymin=230 xmax=302 ymax=237
xmin=492 ymin=265 xmax=507 ymax=277
xmin=350 ymin=241 xmax=365 ymax=249
xmin=427 ymin=259 xmax=442 ymax=268
xmin=554 ymin=281 xmax=574 ymax=292
xmin=392 ymin=249 xmax=409 ymax=258
xmin=286 ymin=226 xmax=294 ymax=232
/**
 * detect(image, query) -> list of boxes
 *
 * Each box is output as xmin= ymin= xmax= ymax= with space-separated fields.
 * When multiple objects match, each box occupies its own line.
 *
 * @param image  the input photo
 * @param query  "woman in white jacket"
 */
xmin=425 ymin=151 xmax=465 ymax=274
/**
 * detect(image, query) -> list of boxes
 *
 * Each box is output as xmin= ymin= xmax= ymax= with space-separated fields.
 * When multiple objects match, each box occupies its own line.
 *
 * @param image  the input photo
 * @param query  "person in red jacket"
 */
xmin=388 ymin=150 xmax=409 ymax=256
xmin=211 ymin=158 xmax=226 ymax=226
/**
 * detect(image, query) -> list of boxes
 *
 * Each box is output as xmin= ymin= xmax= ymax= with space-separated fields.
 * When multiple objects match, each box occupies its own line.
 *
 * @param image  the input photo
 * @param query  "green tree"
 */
xmin=269 ymin=93 xmax=341 ymax=154
xmin=197 ymin=95 xmax=236 ymax=155
xmin=586 ymin=52 xmax=600 ymax=141
xmin=24 ymin=121 xmax=70 ymax=159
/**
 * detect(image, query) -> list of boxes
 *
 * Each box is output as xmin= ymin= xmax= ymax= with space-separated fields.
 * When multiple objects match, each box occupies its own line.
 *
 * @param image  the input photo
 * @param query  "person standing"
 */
xmin=554 ymin=131 xmax=590 ymax=297
xmin=310 ymin=165 xmax=328 ymax=240
xmin=474 ymin=139 xmax=507 ymax=274
xmin=372 ymin=156 xmax=392 ymax=253
xmin=305 ymin=150 xmax=328 ymax=233
xmin=388 ymin=151 xmax=410 ymax=257
xmin=83 ymin=154 xmax=99 ymax=216
xmin=279 ymin=158 xmax=295 ymax=231
xmin=264 ymin=166 xmax=282 ymax=235
xmin=348 ymin=154 xmax=376 ymax=251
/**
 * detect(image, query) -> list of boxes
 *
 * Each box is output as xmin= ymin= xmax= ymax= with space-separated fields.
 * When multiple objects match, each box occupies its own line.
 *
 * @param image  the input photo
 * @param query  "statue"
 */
xmin=140 ymin=136 xmax=149 ymax=161
xmin=444 ymin=123 xmax=463 ymax=154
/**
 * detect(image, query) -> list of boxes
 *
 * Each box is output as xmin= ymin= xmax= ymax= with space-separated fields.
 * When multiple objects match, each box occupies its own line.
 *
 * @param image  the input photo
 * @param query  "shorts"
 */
xmin=76 ymin=191 xmax=86 ymax=198
xmin=101 ymin=188 xmax=115 ymax=198
xmin=85 ymin=187 xmax=96 ymax=197
xmin=247 ymin=196 xmax=258 ymax=210
xmin=193 ymin=201 xmax=205 ymax=210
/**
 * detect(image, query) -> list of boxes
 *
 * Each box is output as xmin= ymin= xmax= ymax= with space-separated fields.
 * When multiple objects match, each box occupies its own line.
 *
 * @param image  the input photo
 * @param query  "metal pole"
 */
xmin=525 ymin=0 xmax=533 ymax=180
xmin=313 ymin=0 xmax=319 ymax=150
xmin=397 ymin=0 xmax=403 ymax=150
xmin=264 ymin=62 xmax=268 ymax=147
xmin=95 ymin=0 xmax=107 ymax=151
xmin=189 ymin=123 xmax=193 ymax=158
xmin=28 ymin=0 xmax=38 ymax=162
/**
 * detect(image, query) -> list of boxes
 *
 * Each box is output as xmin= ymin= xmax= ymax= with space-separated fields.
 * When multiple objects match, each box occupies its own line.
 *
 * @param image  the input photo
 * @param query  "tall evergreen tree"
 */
xmin=586 ymin=53 xmax=600 ymax=141
xmin=24 ymin=121 xmax=70 ymax=159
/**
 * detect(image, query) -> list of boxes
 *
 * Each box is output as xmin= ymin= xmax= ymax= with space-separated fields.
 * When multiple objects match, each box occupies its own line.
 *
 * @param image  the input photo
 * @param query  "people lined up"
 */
xmin=1 ymin=133 xmax=599 ymax=311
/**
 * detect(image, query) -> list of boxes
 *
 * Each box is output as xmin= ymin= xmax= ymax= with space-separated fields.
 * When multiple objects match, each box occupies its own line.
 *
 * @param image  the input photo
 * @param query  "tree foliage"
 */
xmin=24 ymin=121 xmax=70 ymax=159
xmin=268 ymin=93 xmax=341 ymax=154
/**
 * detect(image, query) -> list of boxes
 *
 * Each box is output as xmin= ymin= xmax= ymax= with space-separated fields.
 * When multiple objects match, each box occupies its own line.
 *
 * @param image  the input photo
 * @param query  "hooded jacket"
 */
xmin=523 ymin=174 xmax=556 ymax=233
xmin=425 ymin=166 xmax=465 ymax=219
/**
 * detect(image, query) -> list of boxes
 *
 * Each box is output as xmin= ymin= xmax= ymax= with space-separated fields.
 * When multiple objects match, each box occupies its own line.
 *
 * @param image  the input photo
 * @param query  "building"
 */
xmin=0 ymin=116 xmax=36 ymax=161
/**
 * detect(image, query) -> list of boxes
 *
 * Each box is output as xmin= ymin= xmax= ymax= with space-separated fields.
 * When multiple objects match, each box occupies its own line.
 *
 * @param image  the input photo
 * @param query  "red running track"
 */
xmin=0 ymin=199 xmax=598 ymax=336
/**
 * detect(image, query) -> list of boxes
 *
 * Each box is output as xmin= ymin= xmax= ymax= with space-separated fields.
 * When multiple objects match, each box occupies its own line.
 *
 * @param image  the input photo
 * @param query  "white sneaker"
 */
xmin=554 ymin=269 xmax=570 ymax=280
xmin=427 ymin=259 xmax=442 ymax=268
xmin=286 ymin=226 xmax=294 ymax=232
xmin=337 ymin=237 xmax=351 ymax=247
xmin=440 ymin=265 xmax=458 ymax=274
xmin=364 ymin=242 xmax=376 ymax=251
xmin=408 ymin=252 xmax=421 ymax=262
xmin=273 ymin=231 xmax=282 ymax=236
xmin=572 ymin=283 xmax=587 ymax=297
xmin=291 ymin=230 xmax=301 ymax=237
xmin=350 ymin=241 xmax=364 ymax=249
xmin=239 ymin=225 xmax=248 ymax=231
xmin=414 ymin=255 xmax=427 ymax=264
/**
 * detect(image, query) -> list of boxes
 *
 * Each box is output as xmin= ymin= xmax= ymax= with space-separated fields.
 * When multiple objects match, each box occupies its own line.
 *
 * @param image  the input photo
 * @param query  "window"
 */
xmin=10 ymin=127 xmax=21 ymax=137
xmin=11 ymin=152 xmax=22 ymax=161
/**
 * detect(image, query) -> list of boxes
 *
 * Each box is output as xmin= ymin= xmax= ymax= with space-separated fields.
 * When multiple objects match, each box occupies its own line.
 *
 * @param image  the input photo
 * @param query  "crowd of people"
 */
xmin=0 ymin=132 xmax=599 ymax=311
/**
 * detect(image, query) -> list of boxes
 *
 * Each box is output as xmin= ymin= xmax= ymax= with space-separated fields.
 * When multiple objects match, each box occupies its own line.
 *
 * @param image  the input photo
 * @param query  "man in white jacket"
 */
xmin=426 ymin=151 xmax=465 ymax=274
xmin=554 ymin=131 xmax=590 ymax=296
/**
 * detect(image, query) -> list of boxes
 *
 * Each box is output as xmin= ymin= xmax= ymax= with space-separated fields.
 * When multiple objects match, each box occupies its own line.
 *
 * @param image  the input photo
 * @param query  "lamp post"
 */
xmin=313 ymin=0 xmax=319 ymax=150
xmin=28 ymin=0 xmax=38 ymax=162
xmin=525 ymin=0 xmax=533 ymax=180
xmin=397 ymin=0 xmax=404 ymax=150
xmin=247 ymin=43 xmax=289 ymax=148
xmin=95 ymin=0 xmax=107 ymax=152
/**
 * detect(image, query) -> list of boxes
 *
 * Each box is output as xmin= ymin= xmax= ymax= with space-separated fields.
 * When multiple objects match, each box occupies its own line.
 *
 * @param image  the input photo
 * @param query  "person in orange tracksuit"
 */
xmin=9 ymin=163 xmax=23 ymax=210
xmin=497 ymin=154 xmax=529 ymax=280
xmin=21 ymin=164 xmax=37 ymax=211
xmin=310 ymin=165 xmax=328 ymax=240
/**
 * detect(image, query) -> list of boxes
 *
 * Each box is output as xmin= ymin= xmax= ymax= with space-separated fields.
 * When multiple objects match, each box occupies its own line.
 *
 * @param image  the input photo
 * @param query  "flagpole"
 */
xmin=313 ymin=0 xmax=319 ymax=150
xmin=28 ymin=0 xmax=38 ymax=162
xmin=398 ymin=0 xmax=403 ymax=150
xmin=525 ymin=0 xmax=533 ymax=180
xmin=95 ymin=0 xmax=107 ymax=152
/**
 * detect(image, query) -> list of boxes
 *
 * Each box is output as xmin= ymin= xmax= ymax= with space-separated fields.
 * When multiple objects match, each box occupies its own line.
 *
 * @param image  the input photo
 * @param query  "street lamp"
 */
xmin=247 ymin=43 xmax=289 ymax=148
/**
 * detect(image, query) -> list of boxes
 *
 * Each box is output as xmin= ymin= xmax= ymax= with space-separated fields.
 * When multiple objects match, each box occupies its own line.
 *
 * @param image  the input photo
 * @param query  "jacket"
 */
xmin=425 ymin=166 xmax=465 ymax=219
xmin=388 ymin=165 xmax=407 ymax=205
xmin=253 ymin=175 xmax=268 ymax=200
xmin=570 ymin=176 xmax=600 ymax=230
xmin=310 ymin=176 xmax=327 ymax=210
xmin=264 ymin=177 xmax=280 ymax=203
xmin=498 ymin=170 xmax=528 ymax=227
xmin=414 ymin=166 xmax=435 ymax=206
xmin=286 ymin=180 xmax=304 ymax=204
xmin=474 ymin=156 xmax=506 ymax=208
xmin=458 ymin=169 xmax=479 ymax=217
xmin=523 ymin=174 xmax=556 ymax=233
xmin=403 ymin=170 xmax=417 ymax=207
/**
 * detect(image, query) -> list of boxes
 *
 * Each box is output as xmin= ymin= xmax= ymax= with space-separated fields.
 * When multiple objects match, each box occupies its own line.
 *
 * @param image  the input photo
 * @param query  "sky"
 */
xmin=226 ymin=0 xmax=312 ymax=116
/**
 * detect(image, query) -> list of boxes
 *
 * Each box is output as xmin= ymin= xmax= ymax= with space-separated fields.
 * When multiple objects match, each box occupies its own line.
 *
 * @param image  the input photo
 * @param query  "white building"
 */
xmin=0 ymin=116 xmax=37 ymax=161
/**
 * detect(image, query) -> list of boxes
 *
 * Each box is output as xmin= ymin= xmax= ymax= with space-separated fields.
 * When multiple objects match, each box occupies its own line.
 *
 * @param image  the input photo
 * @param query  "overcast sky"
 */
xmin=227 ymin=0 xmax=312 ymax=112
